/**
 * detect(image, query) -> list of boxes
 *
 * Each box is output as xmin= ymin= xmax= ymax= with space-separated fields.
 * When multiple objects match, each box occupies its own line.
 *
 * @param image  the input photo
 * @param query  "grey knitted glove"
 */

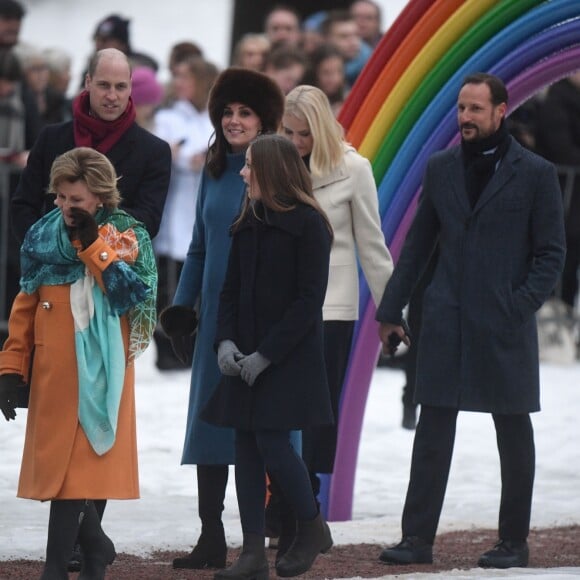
xmin=217 ymin=340 xmax=243 ymax=376
xmin=238 ymin=352 xmax=270 ymax=386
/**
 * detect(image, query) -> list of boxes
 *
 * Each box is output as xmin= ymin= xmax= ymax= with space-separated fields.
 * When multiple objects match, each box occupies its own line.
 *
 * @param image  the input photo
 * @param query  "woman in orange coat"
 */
xmin=0 ymin=147 xmax=157 ymax=580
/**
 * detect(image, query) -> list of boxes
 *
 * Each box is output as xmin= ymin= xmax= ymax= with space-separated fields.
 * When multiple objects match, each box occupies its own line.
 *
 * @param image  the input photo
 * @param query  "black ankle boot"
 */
xmin=477 ymin=539 xmax=529 ymax=568
xmin=41 ymin=500 xmax=85 ymax=580
xmin=172 ymin=522 xmax=227 ymax=569
xmin=77 ymin=500 xmax=116 ymax=580
xmin=174 ymin=464 xmax=229 ymax=569
xmin=275 ymin=512 xmax=333 ymax=577
xmin=379 ymin=535 xmax=433 ymax=564
xmin=214 ymin=533 xmax=268 ymax=580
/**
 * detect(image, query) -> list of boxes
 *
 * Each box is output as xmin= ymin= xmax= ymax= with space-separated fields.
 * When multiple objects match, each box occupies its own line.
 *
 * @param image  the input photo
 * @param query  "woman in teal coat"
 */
xmin=159 ymin=68 xmax=284 ymax=570
xmin=204 ymin=134 xmax=334 ymax=579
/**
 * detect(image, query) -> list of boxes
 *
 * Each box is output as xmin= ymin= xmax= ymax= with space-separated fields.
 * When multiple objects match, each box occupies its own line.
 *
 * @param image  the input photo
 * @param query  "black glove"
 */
xmin=0 ymin=374 xmax=27 ymax=421
xmin=386 ymin=318 xmax=411 ymax=356
xmin=159 ymin=305 xmax=198 ymax=365
xmin=69 ymin=207 xmax=99 ymax=249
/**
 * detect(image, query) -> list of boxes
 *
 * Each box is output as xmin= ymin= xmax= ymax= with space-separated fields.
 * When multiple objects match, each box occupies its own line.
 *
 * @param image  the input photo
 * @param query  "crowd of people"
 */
xmin=0 ymin=0 xmax=576 ymax=579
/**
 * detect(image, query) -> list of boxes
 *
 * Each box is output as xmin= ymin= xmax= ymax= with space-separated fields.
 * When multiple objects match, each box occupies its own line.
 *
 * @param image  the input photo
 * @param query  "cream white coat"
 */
xmin=312 ymin=145 xmax=393 ymax=320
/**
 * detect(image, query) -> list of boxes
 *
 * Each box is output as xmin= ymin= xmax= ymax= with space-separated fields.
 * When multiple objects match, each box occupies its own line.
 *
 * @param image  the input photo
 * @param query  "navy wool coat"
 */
xmin=376 ymin=137 xmax=566 ymax=414
xmin=11 ymin=121 xmax=171 ymax=241
xmin=203 ymin=202 xmax=334 ymax=431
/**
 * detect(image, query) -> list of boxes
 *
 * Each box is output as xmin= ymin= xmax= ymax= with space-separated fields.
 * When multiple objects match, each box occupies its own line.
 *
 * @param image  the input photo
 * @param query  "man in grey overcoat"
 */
xmin=376 ymin=73 xmax=566 ymax=569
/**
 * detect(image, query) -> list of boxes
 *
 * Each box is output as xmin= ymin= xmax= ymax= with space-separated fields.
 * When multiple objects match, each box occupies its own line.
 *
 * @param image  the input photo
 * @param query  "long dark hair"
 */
xmin=233 ymin=134 xmax=332 ymax=237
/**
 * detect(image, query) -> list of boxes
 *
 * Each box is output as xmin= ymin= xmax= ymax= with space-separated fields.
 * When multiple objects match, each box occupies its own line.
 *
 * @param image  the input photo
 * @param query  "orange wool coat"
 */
xmin=0 ymin=238 xmax=139 ymax=501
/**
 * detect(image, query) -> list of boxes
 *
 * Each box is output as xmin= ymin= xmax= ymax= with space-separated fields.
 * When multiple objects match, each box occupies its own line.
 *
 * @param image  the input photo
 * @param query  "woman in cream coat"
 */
xmin=281 ymin=84 xmax=393 ymax=508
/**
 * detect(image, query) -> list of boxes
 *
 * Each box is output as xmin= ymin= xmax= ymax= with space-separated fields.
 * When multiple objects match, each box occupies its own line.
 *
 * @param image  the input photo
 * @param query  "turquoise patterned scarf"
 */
xmin=20 ymin=208 xmax=157 ymax=454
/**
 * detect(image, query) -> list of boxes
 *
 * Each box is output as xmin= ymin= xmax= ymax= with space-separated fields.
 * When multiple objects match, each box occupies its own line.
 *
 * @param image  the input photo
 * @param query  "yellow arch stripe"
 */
xmin=359 ymin=0 xmax=500 ymax=159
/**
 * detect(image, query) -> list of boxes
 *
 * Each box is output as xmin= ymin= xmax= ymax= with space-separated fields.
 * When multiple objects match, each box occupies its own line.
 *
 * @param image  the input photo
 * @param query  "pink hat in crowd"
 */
xmin=131 ymin=66 xmax=164 ymax=105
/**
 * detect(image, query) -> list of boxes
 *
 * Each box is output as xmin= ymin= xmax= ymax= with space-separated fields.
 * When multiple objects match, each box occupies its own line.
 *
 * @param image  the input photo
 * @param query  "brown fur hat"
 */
xmin=208 ymin=67 xmax=284 ymax=133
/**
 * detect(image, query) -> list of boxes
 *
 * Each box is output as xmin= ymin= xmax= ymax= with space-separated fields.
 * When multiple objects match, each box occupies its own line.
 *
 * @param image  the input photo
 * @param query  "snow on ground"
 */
xmin=1 ymin=346 xmax=579 ymax=579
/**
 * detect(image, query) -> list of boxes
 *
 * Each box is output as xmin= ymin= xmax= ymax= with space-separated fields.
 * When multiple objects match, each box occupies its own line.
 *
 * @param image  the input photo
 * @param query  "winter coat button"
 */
xmin=40 ymin=301 xmax=52 ymax=310
xmin=99 ymin=251 xmax=109 ymax=261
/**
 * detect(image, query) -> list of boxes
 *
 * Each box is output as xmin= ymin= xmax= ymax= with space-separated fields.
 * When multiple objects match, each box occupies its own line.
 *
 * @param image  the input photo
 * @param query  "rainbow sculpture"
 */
xmin=322 ymin=0 xmax=580 ymax=521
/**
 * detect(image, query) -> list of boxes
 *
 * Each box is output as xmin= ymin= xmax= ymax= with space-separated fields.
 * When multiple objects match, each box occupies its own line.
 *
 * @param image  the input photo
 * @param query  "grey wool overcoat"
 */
xmin=376 ymin=137 xmax=566 ymax=414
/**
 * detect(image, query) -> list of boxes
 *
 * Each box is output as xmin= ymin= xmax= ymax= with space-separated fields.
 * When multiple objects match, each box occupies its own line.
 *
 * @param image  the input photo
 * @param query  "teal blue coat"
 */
xmin=173 ymin=152 xmax=245 ymax=465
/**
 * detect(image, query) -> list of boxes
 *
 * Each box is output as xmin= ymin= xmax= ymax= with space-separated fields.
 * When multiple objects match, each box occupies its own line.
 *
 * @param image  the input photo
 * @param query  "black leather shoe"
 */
xmin=379 ymin=536 xmax=433 ymax=564
xmin=478 ymin=539 xmax=529 ymax=568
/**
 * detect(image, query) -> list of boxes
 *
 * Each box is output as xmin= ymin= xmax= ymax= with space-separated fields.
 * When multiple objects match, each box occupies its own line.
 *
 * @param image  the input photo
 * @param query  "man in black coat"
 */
xmin=11 ymin=47 xmax=170 ymax=244
xmin=376 ymin=73 xmax=566 ymax=569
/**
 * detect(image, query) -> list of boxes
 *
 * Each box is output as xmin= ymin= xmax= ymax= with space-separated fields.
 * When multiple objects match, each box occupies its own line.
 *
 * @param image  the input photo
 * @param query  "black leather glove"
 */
xmin=69 ymin=207 xmax=99 ymax=249
xmin=386 ymin=318 xmax=411 ymax=356
xmin=159 ymin=305 xmax=198 ymax=366
xmin=0 ymin=374 xmax=27 ymax=421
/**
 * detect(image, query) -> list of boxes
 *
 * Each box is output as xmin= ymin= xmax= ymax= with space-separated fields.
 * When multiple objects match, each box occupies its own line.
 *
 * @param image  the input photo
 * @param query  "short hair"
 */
xmin=168 ymin=41 xmax=204 ymax=70
xmin=231 ymin=33 xmax=271 ymax=68
xmin=461 ymin=73 xmax=508 ymax=106
xmin=263 ymin=45 xmax=307 ymax=72
xmin=264 ymin=4 xmax=302 ymax=28
xmin=350 ymin=0 xmax=382 ymax=23
xmin=49 ymin=147 xmax=122 ymax=210
xmin=42 ymin=47 xmax=72 ymax=74
xmin=283 ymin=85 xmax=344 ymax=176
xmin=13 ymin=42 xmax=45 ymax=71
xmin=320 ymin=10 xmax=355 ymax=36
xmin=87 ymin=48 xmax=131 ymax=78
xmin=0 ymin=0 xmax=25 ymax=20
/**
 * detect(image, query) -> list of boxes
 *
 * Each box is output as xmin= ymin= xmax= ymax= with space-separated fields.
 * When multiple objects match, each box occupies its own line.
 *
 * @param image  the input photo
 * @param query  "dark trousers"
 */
xmin=301 ymin=320 xmax=354 ymax=474
xmin=561 ymin=233 xmax=580 ymax=308
xmin=235 ymin=429 xmax=317 ymax=534
xmin=402 ymin=405 xmax=535 ymax=543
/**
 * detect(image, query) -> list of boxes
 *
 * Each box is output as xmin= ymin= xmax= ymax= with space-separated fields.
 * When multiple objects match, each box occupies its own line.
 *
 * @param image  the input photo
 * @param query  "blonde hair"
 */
xmin=231 ymin=33 xmax=271 ymax=70
xmin=283 ymin=84 xmax=345 ymax=176
xmin=49 ymin=147 xmax=122 ymax=209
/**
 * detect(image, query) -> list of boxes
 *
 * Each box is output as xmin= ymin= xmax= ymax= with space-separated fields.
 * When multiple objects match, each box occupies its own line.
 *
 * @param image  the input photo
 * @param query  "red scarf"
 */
xmin=72 ymin=90 xmax=136 ymax=153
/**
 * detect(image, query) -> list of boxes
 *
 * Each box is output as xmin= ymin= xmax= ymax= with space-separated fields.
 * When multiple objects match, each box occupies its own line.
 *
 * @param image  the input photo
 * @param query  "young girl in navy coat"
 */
xmin=202 ymin=134 xmax=334 ymax=579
